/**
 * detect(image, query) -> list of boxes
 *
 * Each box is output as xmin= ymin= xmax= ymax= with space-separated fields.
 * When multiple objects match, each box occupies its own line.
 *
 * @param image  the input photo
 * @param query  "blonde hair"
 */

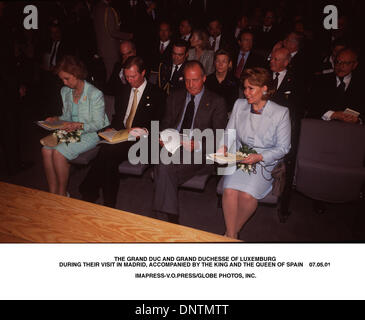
xmin=242 ymin=67 xmax=275 ymax=100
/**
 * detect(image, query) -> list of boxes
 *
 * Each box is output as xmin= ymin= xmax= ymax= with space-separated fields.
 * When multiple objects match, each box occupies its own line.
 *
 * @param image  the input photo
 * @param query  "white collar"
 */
xmin=132 ymin=79 xmax=147 ymax=92
xmin=210 ymin=34 xmax=221 ymax=42
xmin=336 ymin=73 xmax=352 ymax=89
xmin=160 ymin=40 xmax=170 ymax=46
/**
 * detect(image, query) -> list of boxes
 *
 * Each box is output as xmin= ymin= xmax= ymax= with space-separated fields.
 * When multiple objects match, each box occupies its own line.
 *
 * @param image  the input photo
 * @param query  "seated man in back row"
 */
xmin=153 ymin=60 xmax=227 ymax=224
xmin=308 ymin=48 xmax=363 ymax=123
xmin=157 ymin=39 xmax=189 ymax=95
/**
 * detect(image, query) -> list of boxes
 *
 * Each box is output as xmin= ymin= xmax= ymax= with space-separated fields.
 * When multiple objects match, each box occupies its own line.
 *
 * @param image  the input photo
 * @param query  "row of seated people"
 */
xmin=106 ymin=33 xmax=362 ymax=124
xmin=41 ymin=40 xmax=362 ymax=239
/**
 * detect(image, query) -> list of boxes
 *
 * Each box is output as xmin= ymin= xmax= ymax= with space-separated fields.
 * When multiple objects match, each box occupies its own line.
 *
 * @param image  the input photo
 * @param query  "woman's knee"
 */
xmin=238 ymin=191 xmax=257 ymax=203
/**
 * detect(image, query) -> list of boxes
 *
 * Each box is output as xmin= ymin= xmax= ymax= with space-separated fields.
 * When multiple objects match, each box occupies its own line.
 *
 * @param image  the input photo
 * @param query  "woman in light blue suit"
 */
xmin=218 ymin=68 xmax=291 ymax=239
xmin=42 ymin=55 xmax=109 ymax=196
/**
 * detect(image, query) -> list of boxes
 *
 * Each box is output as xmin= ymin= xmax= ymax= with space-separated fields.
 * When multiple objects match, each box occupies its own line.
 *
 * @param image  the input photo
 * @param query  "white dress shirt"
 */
xmin=182 ymin=33 xmax=191 ymax=42
xmin=273 ymin=69 xmax=287 ymax=89
xmin=170 ymin=64 xmax=183 ymax=80
xmin=160 ymin=40 xmax=170 ymax=53
xmin=209 ymin=34 xmax=221 ymax=52
xmin=123 ymin=79 xmax=147 ymax=127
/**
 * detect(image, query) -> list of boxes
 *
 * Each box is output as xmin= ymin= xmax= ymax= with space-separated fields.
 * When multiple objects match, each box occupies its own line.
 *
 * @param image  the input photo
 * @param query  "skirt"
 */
xmin=222 ymin=163 xmax=274 ymax=199
xmin=43 ymin=132 xmax=100 ymax=161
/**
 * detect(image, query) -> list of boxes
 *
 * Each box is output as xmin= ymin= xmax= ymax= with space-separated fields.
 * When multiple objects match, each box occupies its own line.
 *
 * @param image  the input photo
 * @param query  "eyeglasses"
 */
xmin=334 ymin=60 xmax=355 ymax=66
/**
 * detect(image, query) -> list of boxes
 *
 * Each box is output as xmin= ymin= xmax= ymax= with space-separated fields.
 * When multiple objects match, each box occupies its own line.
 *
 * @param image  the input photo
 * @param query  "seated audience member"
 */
xmin=233 ymin=30 xmax=265 ymax=80
xmin=316 ymin=38 xmax=347 ymax=75
xmin=207 ymin=18 xmax=233 ymax=53
xmin=269 ymin=47 xmax=305 ymax=115
xmin=157 ymin=39 xmax=189 ymax=94
xmin=255 ymin=9 xmax=282 ymax=55
xmin=282 ymin=31 xmax=312 ymax=85
xmin=234 ymin=14 xmax=250 ymax=40
xmin=42 ymin=55 xmax=110 ymax=196
xmin=188 ymin=29 xmax=215 ymax=75
xmin=179 ymin=18 xmax=193 ymax=43
xmin=150 ymin=21 xmax=173 ymax=72
xmin=270 ymin=47 xmax=305 ymax=153
xmin=217 ymin=68 xmax=291 ymax=239
xmin=105 ymin=40 xmax=137 ymax=96
xmin=308 ymin=48 xmax=363 ymax=123
xmin=153 ymin=61 xmax=227 ymax=224
xmin=206 ymin=49 xmax=240 ymax=113
xmin=79 ymin=56 xmax=165 ymax=208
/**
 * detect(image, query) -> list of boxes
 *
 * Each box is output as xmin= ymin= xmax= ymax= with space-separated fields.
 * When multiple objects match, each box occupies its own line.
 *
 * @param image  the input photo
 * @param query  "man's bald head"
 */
xmin=270 ymin=48 xmax=291 ymax=73
xmin=334 ymin=48 xmax=358 ymax=78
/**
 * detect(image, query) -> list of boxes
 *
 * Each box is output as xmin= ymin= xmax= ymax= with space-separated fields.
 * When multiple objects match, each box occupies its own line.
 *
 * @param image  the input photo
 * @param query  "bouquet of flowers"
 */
xmin=53 ymin=129 xmax=81 ymax=145
xmin=236 ymin=144 xmax=257 ymax=174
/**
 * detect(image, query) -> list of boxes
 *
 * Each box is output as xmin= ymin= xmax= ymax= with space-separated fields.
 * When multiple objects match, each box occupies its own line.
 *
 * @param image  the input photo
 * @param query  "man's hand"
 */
xmin=331 ymin=111 xmax=359 ymax=123
xmin=182 ymin=139 xmax=198 ymax=152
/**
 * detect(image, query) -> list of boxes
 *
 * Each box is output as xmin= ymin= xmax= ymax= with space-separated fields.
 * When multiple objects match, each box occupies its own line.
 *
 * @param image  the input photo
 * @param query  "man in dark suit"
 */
xmin=157 ymin=39 xmax=189 ymax=94
xmin=283 ymin=31 xmax=313 ymax=87
xmin=179 ymin=18 xmax=193 ymax=43
xmin=270 ymin=47 xmax=306 ymax=154
xmin=254 ymin=9 xmax=282 ymax=55
xmin=233 ymin=30 xmax=265 ymax=80
xmin=105 ymin=40 xmax=137 ymax=96
xmin=79 ymin=56 xmax=165 ymax=208
xmin=153 ymin=60 xmax=227 ymax=223
xmin=308 ymin=48 xmax=363 ymax=123
xmin=149 ymin=21 xmax=174 ymax=72
xmin=207 ymin=18 xmax=233 ymax=53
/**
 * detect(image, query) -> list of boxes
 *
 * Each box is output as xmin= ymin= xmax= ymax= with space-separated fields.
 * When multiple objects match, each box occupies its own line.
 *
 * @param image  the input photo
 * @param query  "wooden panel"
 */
xmin=0 ymin=182 xmax=239 ymax=243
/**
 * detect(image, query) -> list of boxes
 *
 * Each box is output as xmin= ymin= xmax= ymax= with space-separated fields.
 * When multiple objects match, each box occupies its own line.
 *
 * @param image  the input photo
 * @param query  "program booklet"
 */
xmin=206 ymin=152 xmax=246 ymax=165
xmin=343 ymin=108 xmax=360 ymax=117
xmin=160 ymin=129 xmax=189 ymax=154
xmin=37 ymin=120 xmax=67 ymax=131
xmin=98 ymin=128 xmax=148 ymax=144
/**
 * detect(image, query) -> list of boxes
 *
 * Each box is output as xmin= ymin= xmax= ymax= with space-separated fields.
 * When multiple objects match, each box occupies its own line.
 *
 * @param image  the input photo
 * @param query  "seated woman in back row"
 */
xmin=206 ymin=49 xmax=240 ymax=113
xmin=218 ymin=68 xmax=291 ymax=239
xmin=42 ymin=55 xmax=109 ymax=196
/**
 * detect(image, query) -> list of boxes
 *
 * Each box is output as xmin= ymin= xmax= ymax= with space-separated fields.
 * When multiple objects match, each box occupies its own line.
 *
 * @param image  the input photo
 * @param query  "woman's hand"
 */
xmin=61 ymin=121 xmax=83 ymax=132
xmin=45 ymin=116 xmax=59 ymax=123
xmin=240 ymin=153 xmax=263 ymax=165
xmin=216 ymin=145 xmax=228 ymax=156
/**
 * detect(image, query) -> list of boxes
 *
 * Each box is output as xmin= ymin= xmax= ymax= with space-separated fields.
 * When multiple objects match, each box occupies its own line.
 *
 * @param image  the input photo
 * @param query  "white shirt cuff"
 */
xmin=322 ymin=110 xmax=334 ymax=121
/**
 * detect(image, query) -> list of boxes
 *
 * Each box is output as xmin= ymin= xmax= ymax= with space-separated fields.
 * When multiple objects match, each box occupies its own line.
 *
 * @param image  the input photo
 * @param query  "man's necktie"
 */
xmin=338 ymin=77 xmax=346 ymax=93
xmin=170 ymin=64 xmax=179 ymax=82
xmin=273 ymin=72 xmax=280 ymax=89
xmin=160 ymin=42 xmax=164 ymax=54
xmin=235 ymin=54 xmax=245 ymax=79
xmin=126 ymin=88 xmax=139 ymax=129
xmin=180 ymin=95 xmax=195 ymax=132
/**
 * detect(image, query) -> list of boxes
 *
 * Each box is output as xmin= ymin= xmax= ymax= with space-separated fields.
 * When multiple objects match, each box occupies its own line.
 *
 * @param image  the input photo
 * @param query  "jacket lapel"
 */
xmin=175 ymin=89 xmax=188 ymax=128
xmin=192 ymin=89 xmax=210 ymax=129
